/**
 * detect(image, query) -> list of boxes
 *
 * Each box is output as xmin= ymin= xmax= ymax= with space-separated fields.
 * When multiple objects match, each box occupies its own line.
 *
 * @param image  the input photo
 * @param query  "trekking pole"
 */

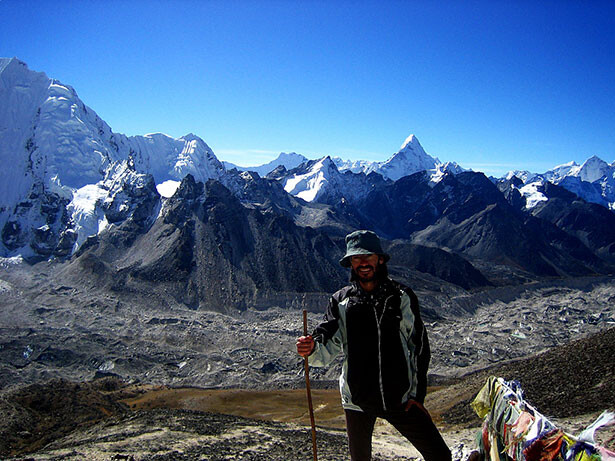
xmin=303 ymin=309 xmax=318 ymax=461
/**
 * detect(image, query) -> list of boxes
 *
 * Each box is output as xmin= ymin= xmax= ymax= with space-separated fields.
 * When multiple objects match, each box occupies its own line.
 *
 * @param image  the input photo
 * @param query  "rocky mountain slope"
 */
xmin=64 ymin=175 xmax=347 ymax=313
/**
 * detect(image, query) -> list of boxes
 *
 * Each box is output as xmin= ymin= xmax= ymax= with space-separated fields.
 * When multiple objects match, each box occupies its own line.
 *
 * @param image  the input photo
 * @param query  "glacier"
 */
xmin=0 ymin=58 xmax=227 ymax=257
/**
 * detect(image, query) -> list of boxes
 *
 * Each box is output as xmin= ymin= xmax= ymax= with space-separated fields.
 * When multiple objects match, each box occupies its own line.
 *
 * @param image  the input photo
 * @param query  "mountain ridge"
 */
xmin=2 ymin=58 xmax=615 ymax=305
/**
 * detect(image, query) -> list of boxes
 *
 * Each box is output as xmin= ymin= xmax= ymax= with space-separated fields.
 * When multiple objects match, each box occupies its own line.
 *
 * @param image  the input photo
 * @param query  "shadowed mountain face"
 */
xmin=528 ymin=182 xmax=615 ymax=263
xmin=384 ymin=241 xmax=491 ymax=291
xmin=348 ymin=171 xmax=615 ymax=278
xmin=53 ymin=168 xmax=615 ymax=315
xmin=63 ymin=176 xmax=347 ymax=313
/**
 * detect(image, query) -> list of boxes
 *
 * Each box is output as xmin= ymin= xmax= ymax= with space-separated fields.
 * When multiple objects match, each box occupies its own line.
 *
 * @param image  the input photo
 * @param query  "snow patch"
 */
xmin=157 ymin=180 xmax=181 ymax=198
xmin=519 ymin=182 xmax=548 ymax=209
xmin=284 ymin=158 xmax=331 ymax=202
xmin=67 ymin=184 xmax=109 ymax=250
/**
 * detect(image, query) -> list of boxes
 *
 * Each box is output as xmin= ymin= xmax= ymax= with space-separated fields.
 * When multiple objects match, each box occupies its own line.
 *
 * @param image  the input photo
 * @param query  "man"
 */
xmin=296 ymin=230 xmax=451 ymax=461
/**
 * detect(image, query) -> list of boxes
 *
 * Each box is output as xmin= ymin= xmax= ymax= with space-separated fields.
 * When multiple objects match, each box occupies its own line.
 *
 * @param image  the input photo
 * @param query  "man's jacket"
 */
xmin=309 ymin=277 xmax=430 ymax=413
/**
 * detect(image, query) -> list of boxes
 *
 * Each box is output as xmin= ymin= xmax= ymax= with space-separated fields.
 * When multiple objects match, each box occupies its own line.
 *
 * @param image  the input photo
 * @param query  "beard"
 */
xmin=350 ymin=261 xmax=388 ymax=283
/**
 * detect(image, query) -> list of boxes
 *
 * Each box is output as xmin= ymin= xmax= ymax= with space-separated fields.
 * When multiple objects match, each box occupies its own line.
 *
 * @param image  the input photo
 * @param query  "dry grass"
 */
xmin=123 ymin=387 xmax=348 ymax=429
xmin=121 ymin=385 xmax=457 ymax=432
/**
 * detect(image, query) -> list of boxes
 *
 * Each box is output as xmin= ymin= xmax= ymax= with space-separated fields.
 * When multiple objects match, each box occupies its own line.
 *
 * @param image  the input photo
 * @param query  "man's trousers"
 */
xmin=344 ymin=405 xmax=452 ymax=461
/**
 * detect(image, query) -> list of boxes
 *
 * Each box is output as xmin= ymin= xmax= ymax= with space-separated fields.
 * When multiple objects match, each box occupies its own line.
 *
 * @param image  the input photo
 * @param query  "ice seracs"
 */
xmin=0 ymin=58 xmax=226 ymax=257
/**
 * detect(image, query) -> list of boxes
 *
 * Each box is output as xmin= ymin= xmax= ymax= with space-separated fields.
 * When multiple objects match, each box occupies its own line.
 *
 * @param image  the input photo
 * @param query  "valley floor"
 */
xmin=1 ymin=260 xmax=614 ymax=459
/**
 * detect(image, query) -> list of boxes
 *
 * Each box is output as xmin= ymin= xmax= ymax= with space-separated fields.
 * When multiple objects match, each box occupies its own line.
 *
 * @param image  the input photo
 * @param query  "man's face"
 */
xmin=350 ymin=253 xmax=383 ymax=282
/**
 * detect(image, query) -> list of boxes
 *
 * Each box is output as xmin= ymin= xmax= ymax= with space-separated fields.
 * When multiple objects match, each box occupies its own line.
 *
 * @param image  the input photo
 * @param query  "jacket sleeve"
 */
xmin=308 ymin=293 xmax=345 ymax=367
xmin=405 ymin=288 xmax=431 ymax=404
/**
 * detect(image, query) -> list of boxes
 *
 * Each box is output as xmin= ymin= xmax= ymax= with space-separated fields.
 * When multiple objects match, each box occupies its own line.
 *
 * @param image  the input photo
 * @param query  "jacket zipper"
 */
xmin=373 ymin=295 xmax=395 ymax=412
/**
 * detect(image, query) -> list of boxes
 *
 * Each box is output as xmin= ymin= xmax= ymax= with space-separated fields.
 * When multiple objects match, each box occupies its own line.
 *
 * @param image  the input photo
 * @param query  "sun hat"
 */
xmin=339 ymin=230 xmax=390 ymax=267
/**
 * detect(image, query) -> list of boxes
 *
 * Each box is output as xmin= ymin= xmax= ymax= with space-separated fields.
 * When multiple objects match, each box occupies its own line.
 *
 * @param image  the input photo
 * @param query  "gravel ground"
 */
xmin=1 ymin=327 xmax=613 ymax=460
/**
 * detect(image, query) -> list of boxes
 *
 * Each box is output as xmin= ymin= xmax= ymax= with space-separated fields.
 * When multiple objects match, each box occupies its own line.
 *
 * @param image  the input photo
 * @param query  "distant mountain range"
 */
xmin=223 ymin=152 xmax=307 ymax=177
xmin=1 ymin=57 xmax=614 ymax=312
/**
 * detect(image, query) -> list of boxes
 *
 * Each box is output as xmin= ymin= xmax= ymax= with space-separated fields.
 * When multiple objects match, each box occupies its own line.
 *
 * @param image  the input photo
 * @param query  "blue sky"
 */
xmin=1 ymin=0 xmax=614 ymax=176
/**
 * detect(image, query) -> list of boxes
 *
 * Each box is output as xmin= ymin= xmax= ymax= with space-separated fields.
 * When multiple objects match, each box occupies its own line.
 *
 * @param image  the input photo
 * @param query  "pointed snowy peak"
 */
xmin=319 ymin=155 xmax=339 ymax=172
xmin=329 ymin=134 xmax=444 ymax=181
xmin=399 ymin=134 xmax=421 ymax=151
xmin=283 ymin=156 xmax=341 ymax=202
xmin=372 ymin=134 xmax=440 ymax=181
xmin=397 ymin=135 xmax=435 ymax=160
xmin=577 ymin=155 xmax=610 ymax=183
xmin=174 ymin=134 xmax=225 ymax=182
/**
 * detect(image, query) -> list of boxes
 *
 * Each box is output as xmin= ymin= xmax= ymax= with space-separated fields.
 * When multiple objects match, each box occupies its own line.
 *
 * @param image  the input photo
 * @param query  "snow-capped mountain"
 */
xmin=223 ymin=152 xmax=307 ymax=177
xmin=367 ymin=134 xmax=441 ymax=181
xmin=128 ymin=132 xmax=225 ymax=186
xmin=331 ymin=157 xmax=374 ymax=174
xmin=283 ymin=157 xmax=340 ymax=202
xmin=505 ymin=156 xmax=615 ymax=210
xmin=281 ymin=156 xmax=388 ymax=204
xmin=332 ymin=134 xmax=443 ymax=181
xmin=543 ymin=156 xmax=612 ymax=184
xmin=3 ymin=56 xmax=615 ymax=284
xmin=276 ymin=135 xmax=460 ymax=204
xmin=0 ymin=58 xmax=225 ymax=257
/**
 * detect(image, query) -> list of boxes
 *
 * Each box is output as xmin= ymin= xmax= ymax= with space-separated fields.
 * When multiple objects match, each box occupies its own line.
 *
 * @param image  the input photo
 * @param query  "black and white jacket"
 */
xmin=309 ymin=277 xmax=430 ymax=413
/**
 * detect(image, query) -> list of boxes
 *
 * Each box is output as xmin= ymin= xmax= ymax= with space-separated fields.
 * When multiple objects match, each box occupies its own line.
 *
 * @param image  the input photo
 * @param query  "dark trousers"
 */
xmin=345 ymin=406 xmax=452 ymax=461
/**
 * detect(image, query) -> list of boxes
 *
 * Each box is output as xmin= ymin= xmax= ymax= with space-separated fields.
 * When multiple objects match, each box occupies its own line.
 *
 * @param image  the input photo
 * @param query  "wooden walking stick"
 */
xmin=303 ymin=309 xmax=318 ymax=461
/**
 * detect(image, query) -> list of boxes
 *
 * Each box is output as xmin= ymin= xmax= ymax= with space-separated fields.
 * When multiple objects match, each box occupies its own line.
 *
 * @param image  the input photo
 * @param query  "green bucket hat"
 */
xmin=339 ymin=230 xmax=390 ymax=267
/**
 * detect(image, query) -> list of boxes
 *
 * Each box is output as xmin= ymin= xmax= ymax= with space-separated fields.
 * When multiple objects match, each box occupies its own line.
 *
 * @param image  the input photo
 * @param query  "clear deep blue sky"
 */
xmin=1 ymin=0 xmax=614 ymax=176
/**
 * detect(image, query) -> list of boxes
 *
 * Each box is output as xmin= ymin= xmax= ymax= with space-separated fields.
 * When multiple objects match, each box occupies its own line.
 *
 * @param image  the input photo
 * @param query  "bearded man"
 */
xmin=296 ymin=230 xmax=451 ymax=461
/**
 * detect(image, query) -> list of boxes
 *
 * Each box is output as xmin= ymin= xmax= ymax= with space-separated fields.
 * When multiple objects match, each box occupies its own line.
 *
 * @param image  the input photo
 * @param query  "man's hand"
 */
xmin=296 ymin=335 xmax=315 ymax=357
